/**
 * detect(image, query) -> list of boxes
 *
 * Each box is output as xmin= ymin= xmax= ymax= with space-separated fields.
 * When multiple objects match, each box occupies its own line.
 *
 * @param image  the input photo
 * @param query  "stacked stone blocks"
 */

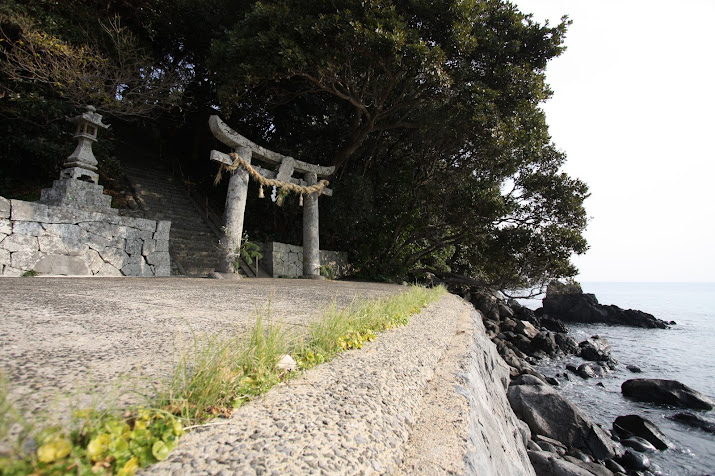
xmin=0 ymin=196 xmax=171 ymax=277
xmin=260 ymin=241 xmax=349 ymax=278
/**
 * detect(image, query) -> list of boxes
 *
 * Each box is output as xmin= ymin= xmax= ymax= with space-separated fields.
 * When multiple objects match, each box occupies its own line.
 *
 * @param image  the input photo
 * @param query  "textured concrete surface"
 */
xmin=0 ymin=277 xmax=533 ymax=475
xmin=145 ymin=293 xmax=471 ymax=475
xmin=0 ymin=277 xmax=405 ymax=416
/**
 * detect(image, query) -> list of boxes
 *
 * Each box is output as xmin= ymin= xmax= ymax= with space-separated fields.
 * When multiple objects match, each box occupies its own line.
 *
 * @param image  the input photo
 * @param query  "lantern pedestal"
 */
xmin=40 ymin=178 xmax=116 ymax=214
xmin=40 ymin=105 xmax=115 ymax=214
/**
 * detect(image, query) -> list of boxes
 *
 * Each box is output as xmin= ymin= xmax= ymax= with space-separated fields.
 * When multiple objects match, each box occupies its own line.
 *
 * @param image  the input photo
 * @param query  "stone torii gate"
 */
xmin=208 ymin=115 xmax=335 ymax=278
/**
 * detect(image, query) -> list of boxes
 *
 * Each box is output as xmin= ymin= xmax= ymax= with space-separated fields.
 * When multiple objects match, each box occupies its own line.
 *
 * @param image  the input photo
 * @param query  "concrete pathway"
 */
xmin=0 ymin=277 xmax=405 ymax=417
xmin=0 ymin=277 xmax=506 ymax=475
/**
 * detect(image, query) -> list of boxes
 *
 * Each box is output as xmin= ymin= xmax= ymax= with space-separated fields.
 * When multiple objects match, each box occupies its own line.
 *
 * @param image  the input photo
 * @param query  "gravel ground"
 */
xmin=143 ymin=293 xmax=473 ymax=475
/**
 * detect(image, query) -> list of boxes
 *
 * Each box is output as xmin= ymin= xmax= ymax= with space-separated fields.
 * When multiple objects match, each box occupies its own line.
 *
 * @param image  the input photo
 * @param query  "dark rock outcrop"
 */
xmin=666 ymin=412 xmax=715 ymax=434
xmin=532 ymin=331 xmax=559 ymax=355
xmin=615 ymin=449 xmax=650 ymax=472
xmin=612 ymin=414 xmax=672 ymax=450
xmin=620 ymin=436 xmax=656 ymax=453
xmin=621 ymin=379 xmax=715 ymax=410
xmin=554 ymin=333 xmax=579 ymax=354
xmin=541 ymin=283 xmax=670 ymax=329
xmin=604 ymin=458 xmax=626 ymax=474
xmin=528 ymin=450 xmax=596 ymax=476
xmin=576 ymin=363 xmax=607 ymax=380
xmin=541 ymin=315 xmax=569 ymax=334
xmin=578 ymin=336 xmax=613 ymax=363
xmin=507 ymin=379 xmax=618 ymax=461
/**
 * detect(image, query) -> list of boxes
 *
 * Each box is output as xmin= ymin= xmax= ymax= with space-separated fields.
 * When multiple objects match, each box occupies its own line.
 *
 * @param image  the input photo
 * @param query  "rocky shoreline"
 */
xmin=457 ymin=281 xmax=714 ymax=476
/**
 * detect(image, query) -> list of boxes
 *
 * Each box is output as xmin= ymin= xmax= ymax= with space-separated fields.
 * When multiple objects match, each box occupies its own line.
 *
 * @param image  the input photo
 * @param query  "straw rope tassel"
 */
xmin=299 ymin=194 xmax=303 ymax=206
xmin=258 ymin=185 xmax=264 ymax=198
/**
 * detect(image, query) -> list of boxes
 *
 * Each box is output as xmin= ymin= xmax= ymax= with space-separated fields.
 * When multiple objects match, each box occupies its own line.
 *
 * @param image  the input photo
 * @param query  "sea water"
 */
xmin=521 ymin=282 xmax=715 ymax=475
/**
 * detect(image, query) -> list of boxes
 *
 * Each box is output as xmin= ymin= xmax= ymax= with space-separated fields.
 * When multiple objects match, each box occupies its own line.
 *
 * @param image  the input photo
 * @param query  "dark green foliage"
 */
xmin=0 ymin=0 xmax=589 ymax=290
xmin=207 ymin=0 xmax=587 ymax=288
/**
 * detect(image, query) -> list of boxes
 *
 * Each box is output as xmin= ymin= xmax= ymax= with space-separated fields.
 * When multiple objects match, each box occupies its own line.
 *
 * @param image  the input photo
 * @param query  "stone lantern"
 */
xmin=40 ymin=105 xmax=116 ymax=214
xmin=62 ymin=105 xmax=109 ymax=184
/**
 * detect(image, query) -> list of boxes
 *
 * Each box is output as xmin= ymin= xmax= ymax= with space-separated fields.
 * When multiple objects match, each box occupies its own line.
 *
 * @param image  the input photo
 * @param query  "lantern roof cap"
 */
xmin=68 ymin=105 xmax=110 ymax=129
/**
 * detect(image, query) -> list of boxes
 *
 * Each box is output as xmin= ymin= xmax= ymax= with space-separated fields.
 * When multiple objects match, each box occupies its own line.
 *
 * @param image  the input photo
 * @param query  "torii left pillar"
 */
xmin=221 ymin=146 xmax=252 ymax=273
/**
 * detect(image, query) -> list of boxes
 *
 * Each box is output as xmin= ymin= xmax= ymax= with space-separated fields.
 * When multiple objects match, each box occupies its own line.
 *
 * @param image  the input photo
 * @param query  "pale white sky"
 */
xmin=512 ymin=0 xmax=715 ymax=282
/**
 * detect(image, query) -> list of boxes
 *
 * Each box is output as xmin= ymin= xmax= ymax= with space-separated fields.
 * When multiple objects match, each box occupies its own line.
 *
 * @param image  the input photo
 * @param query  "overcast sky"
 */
xmin=511 ymin=0 xmax=715 ymax=282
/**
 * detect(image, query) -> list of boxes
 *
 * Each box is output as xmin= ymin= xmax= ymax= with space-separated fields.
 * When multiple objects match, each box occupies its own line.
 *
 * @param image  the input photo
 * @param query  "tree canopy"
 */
xmin=0 ymin=0 xmax=589 ymax=290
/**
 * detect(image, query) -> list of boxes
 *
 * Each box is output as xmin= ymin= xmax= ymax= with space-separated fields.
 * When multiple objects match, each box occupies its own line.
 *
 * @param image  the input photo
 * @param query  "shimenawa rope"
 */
xmin=214 ymin=152 xmax=329 ymax=205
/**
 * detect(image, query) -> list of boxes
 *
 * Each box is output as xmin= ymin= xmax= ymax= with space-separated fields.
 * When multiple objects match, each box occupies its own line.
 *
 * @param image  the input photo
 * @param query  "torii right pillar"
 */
xmin=302 ymin=171 xmax=321 ymax=279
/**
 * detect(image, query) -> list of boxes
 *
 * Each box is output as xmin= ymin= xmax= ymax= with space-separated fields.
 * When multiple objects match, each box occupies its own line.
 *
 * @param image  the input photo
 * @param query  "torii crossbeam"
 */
xmin=208 ymin=116 xmax=335 ymax=278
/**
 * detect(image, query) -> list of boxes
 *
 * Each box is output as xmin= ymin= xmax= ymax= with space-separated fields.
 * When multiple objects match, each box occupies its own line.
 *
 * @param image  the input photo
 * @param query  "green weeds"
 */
xmin=0 ymin=286 xmax=445 ymax=475
xmin=159 ymin=309 xmax=288 ymax=423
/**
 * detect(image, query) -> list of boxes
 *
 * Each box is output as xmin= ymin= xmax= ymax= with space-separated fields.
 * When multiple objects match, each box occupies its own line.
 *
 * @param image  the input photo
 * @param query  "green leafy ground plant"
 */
xmin=0 ymin=286 xmax=444 ymax=475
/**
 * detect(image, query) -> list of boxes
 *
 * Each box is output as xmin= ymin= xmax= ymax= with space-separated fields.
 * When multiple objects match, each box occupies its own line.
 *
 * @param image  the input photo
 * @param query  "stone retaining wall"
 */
xmin=0 ymin=196 xmax=170 ymax=277
xmin=259 ymin=241 xmax=350 ymax=278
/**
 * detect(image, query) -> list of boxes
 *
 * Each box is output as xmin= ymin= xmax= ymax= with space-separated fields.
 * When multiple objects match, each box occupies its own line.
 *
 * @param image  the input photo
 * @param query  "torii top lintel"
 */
xmin=209 ymin=115 xmax=335 ymax=178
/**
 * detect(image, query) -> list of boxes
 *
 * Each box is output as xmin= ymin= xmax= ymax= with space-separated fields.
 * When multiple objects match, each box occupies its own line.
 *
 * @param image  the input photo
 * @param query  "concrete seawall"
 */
xmin=0 ymin=278 xmax=533 ymax=474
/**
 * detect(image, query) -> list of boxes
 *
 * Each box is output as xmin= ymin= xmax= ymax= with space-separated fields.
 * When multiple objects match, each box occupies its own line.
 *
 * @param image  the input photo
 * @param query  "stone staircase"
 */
xmin=122 ymin=163 xmax=222 ymax=276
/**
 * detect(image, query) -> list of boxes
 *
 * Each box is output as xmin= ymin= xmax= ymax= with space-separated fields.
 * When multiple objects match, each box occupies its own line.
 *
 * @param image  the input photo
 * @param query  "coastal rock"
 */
xmin=616 ymin=449 xmax=650 ymax=471
xmin=554 ymin=333 xmax=579 ymax=354
xmin=512 ymin=374 xmax=547 ymax=386
xmin=498 ymin=302 xmax=515 ymax=319
xmin=604 ymin=458 xmax=627 ymax=474
xmin=516 ymin=320 xmax=540 ymax=339
xmin=566 ymin=447 xmax=592 ymax=463
xmin=533 ymin=435 xmax=567 ymax=456
xmin=612 ymin=414 xmax=672 ymax=450
xmin=501 ymin=318 xmax=518 ymax=332
xmin=527 ymin=451 xmax=594 ymax=476
xmin=507 ymin=382 xmax=618 ymax=461
xmin=471 ymin=293 xmax=500 ymax=321
xmin=578 ymin=336 xmax=613 ymax=362
xmin=512 ymin=304 xmax=539 ymax=326
xmin=541 ymin=283 xmax=670 ymax=329
xmin=545 ymin=377 xmax=559 ymax=386
xmin=621 ymin=379 xmax=715 ymax=410
xmin=540 ymin=316 xmax=569 ymax=334
xmin=571 ymin=461 xmax=614 ymax=476
xmin=620 ymin=436 xmax=656 ymax=453
xmin=532 ymin=331 xmax=559 ymax=356
xmin=576 ymin=363 xmax=606 ymax=380
xmin=666 ymin=412 xmax=715 ymax=434
xmin=527 ymin=440 xmax=542 ymax=452
xmin=484 ymin=319 xmax=499 ymax=336
xmin=625 ymin=365 xmax=642 ymax=373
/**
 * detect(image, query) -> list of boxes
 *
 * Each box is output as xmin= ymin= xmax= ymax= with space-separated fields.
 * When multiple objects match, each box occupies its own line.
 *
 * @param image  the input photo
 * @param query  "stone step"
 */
xmin=143 ymin=209 xmax=212 ymax=224
xmin=171 ymin=246 xmax=221 ymax=258
xmin=129 ymin=180 xmax=185 ymax=191
xmin=172 ymin=248 xmax=221 ymax=259
xmin=122 ymin=163 xmax=221 ymax=276
xmin=171 ymin=229 xmax=217 ymax=241
xmin=171 ymin=235 xmax=220 ymax=246
xmin=134 ymin=193 xmax=196 ymax=205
